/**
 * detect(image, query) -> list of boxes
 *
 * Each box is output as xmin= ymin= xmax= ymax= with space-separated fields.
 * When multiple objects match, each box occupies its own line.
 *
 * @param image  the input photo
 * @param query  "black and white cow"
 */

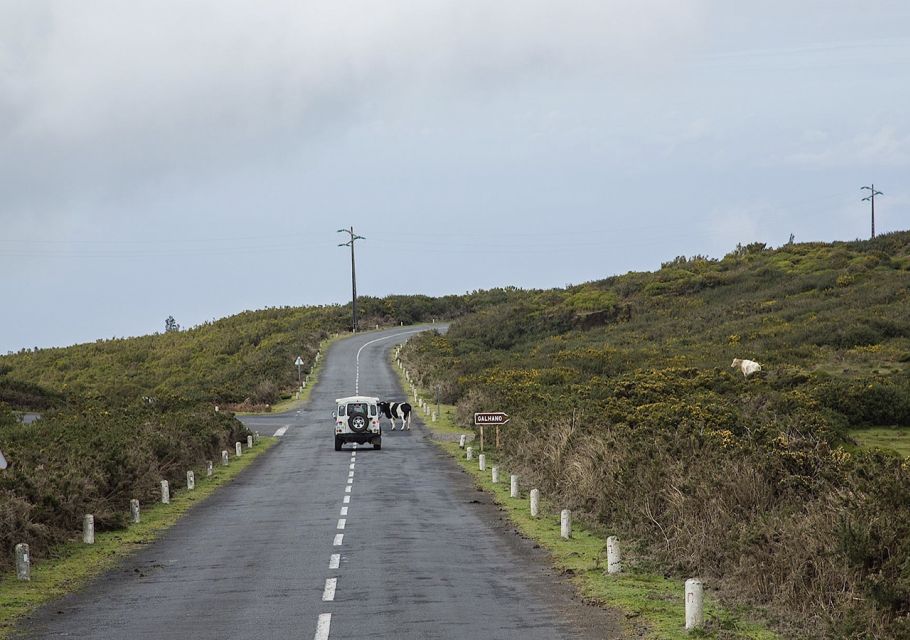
xmin=378 ymin=401 xmax=412 ymax=431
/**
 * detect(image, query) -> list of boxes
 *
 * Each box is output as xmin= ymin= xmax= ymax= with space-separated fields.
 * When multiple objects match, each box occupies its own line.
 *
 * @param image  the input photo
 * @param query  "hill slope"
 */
xmin=400 ymin=231 xmax=910 ymax=639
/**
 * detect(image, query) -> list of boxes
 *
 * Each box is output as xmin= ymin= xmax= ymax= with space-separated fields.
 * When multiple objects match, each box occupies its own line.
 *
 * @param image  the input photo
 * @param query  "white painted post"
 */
xmin=160 ymin=480 xmax=170 ymax=504
xmin=510 ymin=475 xmax=519 ymax=498
xmin=466 ymin=446 xmax=473 ymax=460
xmin=15 ymin=543 xmax=30 ymax=581
xmin=235 ymin=442 xmax=242 ymax=457
xmin=254 ymin=431 xmax=260 ymax=444
xmin=491 ymin=466 xmax=500 ymax=483
xmin=478 ymin=454 xmax=486 ymax=471
xmin=607 ymin=536 xmax=622 ymax=574
xmin=561 ymin=509 xmax=572 ymax=539
xmin=530 ymin=489 xmax=540 ymax=517
xmin=431 ymin=412 xmax=437 ymax=423
xmin=130 ymin=499 xmax=140 ymax=524
xmin=186 ymin=470 xmax=195 ymax=491
xmin=214 ymin=406 xmax=219 ymax=412
xmin=221 ymin=450 xmax=229 ymax=466
xmin=685 ymin=579 xmax=704 ymax=630
xmin=459 ymin=435 xmax=466 ymax=448
xmin=247 ymin=435 xmax=253 ymax=449
xmin=206 ymin=461 xmax=213 ymax=477
xmin=83 ymin=514 xmax=95 ymax=544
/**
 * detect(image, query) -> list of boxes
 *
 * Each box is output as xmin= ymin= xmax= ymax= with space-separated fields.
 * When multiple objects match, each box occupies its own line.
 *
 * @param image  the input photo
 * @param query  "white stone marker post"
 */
xmin=478 ymin=454 xmax=486 ymax=471
xmin=235 ymin=441 xmax=243 ymax=457
xmin=15 ymin=543 xmax=30 ymax=581
xmin=459 ymin=435 xmax=466 ymax=449
xmin=466 ymin=446 xmax=473 ymax=460
xmin=186 ymin=470 xmax=195 ymax=491
xmin=510 ymin=475 xmax=519 ymax=498
xmin=130 ymin=499 xmax=141 ymax=524
xmin=607 ymin=536 xmax=622 ymax=574
xmin=431 ymin=412 xmax=437 ymax=423
xmin=222 ymin=450 xmax=229 ymax=466
xmin=254 ymin=431 xmax=260 ymax=443
xmin=685 ymin=579 xmax=704 ymax=630
xmin=206 ymin=461 xmax=213 ymax=477
xmin=560 ymin=509 xmax=572 ymax=540
xmin=530 ymin=489 xmax=540 ymax=517
xmin=160 ymin=480 xmax=170 ymax=504
xmin=491 ymin=466 xmax=500 ymax=483
xmin=83 ymin=515 xmax=95 ymax=544
xmin=247 ymin=435 xmax=253 ymax=449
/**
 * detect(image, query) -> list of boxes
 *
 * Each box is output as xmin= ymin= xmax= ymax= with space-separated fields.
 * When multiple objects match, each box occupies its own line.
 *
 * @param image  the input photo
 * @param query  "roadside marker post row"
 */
xmin=401 ymin=346 xmax=706 ymax=632
xmin=13 ymin=434 xmax=254 ymax=580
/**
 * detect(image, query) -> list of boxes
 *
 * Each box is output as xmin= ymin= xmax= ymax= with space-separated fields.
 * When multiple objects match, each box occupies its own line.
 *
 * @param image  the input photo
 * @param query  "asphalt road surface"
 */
xmin=16 ymin=326 xmax=621 ymax=639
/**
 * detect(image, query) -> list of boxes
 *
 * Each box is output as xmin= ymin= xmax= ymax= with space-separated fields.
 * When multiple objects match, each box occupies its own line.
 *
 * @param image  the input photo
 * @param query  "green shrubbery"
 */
xmin=401 ymin=231 xmax=910 ymax=638
xmin=0 ymin=402 xmax=248 ymax=572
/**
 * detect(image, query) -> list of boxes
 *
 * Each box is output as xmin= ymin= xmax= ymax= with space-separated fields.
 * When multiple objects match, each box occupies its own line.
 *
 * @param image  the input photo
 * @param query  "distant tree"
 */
xmin=164 ymin=316 xmax=180 ymax=333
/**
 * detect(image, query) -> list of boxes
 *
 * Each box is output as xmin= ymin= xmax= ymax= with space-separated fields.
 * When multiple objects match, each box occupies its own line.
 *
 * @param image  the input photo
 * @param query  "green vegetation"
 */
xmin=0 ymin=436 xmax=276 ymax=639
xmin=849 ymin=427 xmax=910 ymax=457
xmin=0 ymin=291 xmax=528 ymax=411
xmin=396 ymin=357 xmax=777 ymax=639
xmin=400 ymin=231 xmax=910 ymax=639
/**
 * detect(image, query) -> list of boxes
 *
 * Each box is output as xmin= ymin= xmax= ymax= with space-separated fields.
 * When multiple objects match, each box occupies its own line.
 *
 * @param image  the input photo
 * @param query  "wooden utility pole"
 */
xmin=861 ymin=185 xmax=883 ymax=239
xmin=338 ymin=227 xmax=365 ymax=332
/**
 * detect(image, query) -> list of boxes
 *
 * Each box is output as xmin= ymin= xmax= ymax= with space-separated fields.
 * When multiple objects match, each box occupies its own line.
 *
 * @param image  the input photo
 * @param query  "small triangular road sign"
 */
xmin=294 ymin=356 xmax=304 ymax=366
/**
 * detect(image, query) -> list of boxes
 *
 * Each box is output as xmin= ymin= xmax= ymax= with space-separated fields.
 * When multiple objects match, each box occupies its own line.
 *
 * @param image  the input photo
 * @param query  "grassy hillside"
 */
xmin=400 ymin=231 xmax=910 ymax=639
xmin=0 ymin=291 xmax=525 ymax=411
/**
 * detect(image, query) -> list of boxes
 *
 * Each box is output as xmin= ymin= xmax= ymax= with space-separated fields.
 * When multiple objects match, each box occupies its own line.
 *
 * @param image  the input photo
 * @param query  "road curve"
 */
xmin=15 ymin=326 xmax=621 ymax=639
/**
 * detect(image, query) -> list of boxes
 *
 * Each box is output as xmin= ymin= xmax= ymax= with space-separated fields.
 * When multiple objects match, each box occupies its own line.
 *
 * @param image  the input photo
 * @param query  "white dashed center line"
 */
xmin=273 ymin=426 xmax=288 ymax=437
xmin=329 ymin=554 xmax=340 ymax=570
xmin=322 ymin=578 xmax=337 ymax=602
xmin=333 ymin=534 xmax=344 ymax=546
xmin=343 ymin=495 xmax=350 ymax=504
xmin=345 ymin=486 xmax=352 ymax=493
xmin=347 ymin=478 xmax=353 ymax=484
xmin=314 ymin=613 xmax=331 ymax=640
xmin=340 ymin=507 xmax=348 ymax=516
xmin=349 ymin=463 xmax=355 ymax=470
xmin=348 ymin=471 xmax=354 ymax=478
xmin=337 ymin=519 xmax=346 ymax=530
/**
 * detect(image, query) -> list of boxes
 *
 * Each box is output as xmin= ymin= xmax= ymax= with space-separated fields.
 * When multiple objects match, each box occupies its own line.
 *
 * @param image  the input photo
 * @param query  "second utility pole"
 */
xmin=338 ymin=227 xmax=365 ymax=333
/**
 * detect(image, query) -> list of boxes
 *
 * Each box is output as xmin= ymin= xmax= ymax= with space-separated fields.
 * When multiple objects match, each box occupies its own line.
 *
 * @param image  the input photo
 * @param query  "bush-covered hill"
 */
xmin=0 ymin=290 xmax=527 ymax=411
xmin=400 ymin=231 xmax=910 ymax=639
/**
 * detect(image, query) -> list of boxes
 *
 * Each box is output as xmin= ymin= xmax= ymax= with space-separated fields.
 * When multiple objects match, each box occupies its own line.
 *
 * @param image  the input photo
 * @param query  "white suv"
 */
xmin=333 ymin=396 xmax=382 ymax=451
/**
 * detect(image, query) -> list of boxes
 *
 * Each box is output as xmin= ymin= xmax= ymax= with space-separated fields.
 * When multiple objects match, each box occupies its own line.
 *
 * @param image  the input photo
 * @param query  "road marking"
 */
xmin=343 ymin=495 xmax=350 ymax=504
xmin=337 ymin=519 xmax=346 ymax=530
xmin=274 ymin=426 xmax=288 ymax=437
xmin=354 ymin=329 xmax=425 ymax=394
xmin=349 ymin=463 xmax=355 ymax=470
xmin=348 ymin=471 xmax=354 ymax=478
xmin=323 ymin=578 xmax=337 ymax=601
xmin=345 ymin=485 xmax=352 ymax=493
xmin=329 ymin=554 xmax=340 ymax=569
xmin=340 ymin=506 xmax=348 ymax=516
xmin=314 ymin=613 xmax=331 ymax=640
xmin=347 ymin=478 xmax=353 ymax=484
xmin=334 ymin=534 xmax=344 ymax=546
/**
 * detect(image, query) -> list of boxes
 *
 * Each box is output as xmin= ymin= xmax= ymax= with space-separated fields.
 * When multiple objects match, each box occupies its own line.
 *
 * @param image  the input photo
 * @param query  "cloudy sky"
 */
xmin=1 ymin=1 xmax=908 ymax=352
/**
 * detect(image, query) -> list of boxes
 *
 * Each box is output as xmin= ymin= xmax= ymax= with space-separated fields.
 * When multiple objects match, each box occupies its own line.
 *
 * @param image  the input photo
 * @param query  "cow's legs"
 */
xmin=405 ymin=412 xmax=411 ymax=430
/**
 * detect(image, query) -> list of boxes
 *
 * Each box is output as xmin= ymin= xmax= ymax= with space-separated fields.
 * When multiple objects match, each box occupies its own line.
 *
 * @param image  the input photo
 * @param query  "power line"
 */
xmin=337 ymin=227 xmax=365 ymax=333
xmin=861 ymin=184 xmax=883 ymax=239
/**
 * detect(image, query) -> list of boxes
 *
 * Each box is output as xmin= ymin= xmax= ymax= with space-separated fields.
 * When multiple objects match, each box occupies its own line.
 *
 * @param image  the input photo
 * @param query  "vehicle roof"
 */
xmin=335 ymin=395 xmax=380 ymax=404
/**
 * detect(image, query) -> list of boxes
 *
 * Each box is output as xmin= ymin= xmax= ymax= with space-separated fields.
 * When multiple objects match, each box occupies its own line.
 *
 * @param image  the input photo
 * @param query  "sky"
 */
xmin=1 ymin=1 xmax=908 ymax=352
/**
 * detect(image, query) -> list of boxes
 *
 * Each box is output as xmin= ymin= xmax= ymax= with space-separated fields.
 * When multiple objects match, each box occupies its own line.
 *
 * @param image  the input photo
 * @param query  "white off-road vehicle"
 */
xmin=333 ymin=395 xmax=382 ymax=451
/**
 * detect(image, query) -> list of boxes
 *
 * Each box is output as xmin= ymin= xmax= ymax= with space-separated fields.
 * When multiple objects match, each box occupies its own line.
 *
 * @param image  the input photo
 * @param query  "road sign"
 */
xmin=474 ymin=412 xmax=510 ymax=426
xmin=294 ymin=356 xmax=304 ymax=366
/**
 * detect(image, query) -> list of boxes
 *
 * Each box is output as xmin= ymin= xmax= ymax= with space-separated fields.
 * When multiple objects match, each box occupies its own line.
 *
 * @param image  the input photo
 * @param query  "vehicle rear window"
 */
xmin=338 ymin=405 xmax=346 ymax=416
xmin=347 ymin=403 xmax=367 ymax=415
xmin=368 ymin=404 xmax=377 ymax=417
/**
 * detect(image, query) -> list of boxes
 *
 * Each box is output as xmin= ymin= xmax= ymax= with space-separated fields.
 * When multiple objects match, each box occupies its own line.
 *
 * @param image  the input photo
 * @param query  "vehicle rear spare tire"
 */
xmin=348 ymin=414 xmax=368 ymax=433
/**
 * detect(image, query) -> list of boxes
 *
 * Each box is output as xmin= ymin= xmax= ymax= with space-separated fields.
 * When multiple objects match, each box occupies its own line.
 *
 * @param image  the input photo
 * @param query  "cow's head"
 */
xmin=377 ymin=401 xmax=391 ymax=417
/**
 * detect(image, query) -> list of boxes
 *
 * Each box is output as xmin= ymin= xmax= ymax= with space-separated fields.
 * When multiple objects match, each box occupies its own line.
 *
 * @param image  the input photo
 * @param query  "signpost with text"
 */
xmin=474 ymin=412 xmax=510 ymax=451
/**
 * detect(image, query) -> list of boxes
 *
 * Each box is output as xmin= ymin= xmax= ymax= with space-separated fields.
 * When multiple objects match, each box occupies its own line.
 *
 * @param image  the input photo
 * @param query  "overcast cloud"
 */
xmin=1 ymin=1 xmax=908 ymax=352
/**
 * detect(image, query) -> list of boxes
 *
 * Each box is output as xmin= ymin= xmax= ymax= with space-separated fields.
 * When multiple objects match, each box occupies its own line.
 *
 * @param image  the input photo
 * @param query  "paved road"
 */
xmin=16 ymin=326 xmax=620 ymax=639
